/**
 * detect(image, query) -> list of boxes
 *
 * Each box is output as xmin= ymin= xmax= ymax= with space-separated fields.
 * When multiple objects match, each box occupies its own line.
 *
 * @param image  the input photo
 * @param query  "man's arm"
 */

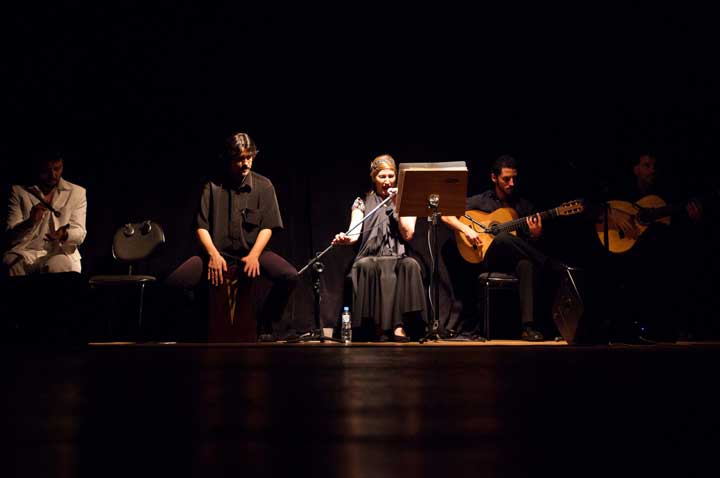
xmin=241 ymin=228 xmax=272 ymax=278
xmin=441 ymin=215 xmax=481 ymax=246
xmin=197 ymin=228 xmax=227 ymax=286
xmin=61 ymin=187 xmax=87 ymax=247
xmin=5 ymin=187 xmax=43 ymax=245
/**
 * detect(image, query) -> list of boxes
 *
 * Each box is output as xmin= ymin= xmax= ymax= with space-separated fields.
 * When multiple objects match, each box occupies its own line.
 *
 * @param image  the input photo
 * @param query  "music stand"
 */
xmin=396 ymin=162 xmax=468 ymax=342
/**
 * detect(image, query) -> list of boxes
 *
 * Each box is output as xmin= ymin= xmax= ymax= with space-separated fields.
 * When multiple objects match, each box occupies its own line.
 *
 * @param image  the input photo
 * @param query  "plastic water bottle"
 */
xmin=341 ymin=307 xmax=352 ymax=344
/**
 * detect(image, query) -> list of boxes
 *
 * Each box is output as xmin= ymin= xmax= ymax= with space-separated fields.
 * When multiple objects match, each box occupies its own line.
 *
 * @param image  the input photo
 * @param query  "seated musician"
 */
xmin=3 ymin=151 xmax=87 ymax=276
xmin=598 ymin=152 xmax=705 ymax=342
xmin=331 ymin=154 xmax=427 ymax=342
xmin=441 ymin=155 xmax=569 ymax=341
xmin=604 ymin=153 xmax=702 ymax=242
xmin=195 ymin=132 xmax=299 ymax=342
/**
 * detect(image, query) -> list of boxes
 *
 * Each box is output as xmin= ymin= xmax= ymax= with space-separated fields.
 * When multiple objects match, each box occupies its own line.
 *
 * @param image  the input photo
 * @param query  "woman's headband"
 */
xmin=370 ymin=155 xmax=396 ymax=177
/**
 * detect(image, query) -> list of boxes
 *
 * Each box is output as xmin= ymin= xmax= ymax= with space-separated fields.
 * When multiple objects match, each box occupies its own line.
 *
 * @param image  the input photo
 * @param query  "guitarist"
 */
xmin=606 ymin=153 xmax=702 ymax=241
xmin=601 ymin=152 xmax=705 ymax=342
xmin=442 ymin=155 xmax=568 ymax=342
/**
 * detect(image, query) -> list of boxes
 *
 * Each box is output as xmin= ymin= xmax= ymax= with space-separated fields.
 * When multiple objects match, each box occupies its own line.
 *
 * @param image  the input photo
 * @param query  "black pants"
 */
xmin=223 ymin=250 xmax=299 ymax=333
xmin=605 ymin=225 xmax=682 ymax=341
xmin=484 ymin=232 xmax=548 ymax=325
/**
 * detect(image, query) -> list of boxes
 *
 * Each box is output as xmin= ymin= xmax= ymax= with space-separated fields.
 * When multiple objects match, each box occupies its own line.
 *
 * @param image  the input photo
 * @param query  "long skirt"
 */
xmin=351 ymin=255 xmax=427 ymax=332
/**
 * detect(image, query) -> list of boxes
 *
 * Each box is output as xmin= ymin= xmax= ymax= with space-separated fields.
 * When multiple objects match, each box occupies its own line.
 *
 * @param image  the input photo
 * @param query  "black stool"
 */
xmin=478 ymin=272 xmax=519 ymax=339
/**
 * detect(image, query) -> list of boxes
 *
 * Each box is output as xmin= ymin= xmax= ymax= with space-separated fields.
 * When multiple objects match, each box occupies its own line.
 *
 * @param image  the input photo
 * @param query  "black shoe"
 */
xmin=444 ymin=333 xmax=481 ymax=342
xmin=521 ymin=325 xmax=544 ymax=342
xmin=444 ymin=335 xmax=472 ymax=342
xmin=257 ymin=333 xmax=277 ymax=343
xmin=443 ymin=329 xmax=471 ymax=341
xmin=393 ymin=334 xmax=411 ymax=343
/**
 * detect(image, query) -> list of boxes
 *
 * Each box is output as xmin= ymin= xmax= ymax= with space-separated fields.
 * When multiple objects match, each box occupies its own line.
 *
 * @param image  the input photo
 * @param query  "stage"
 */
xmin=4 ymin=340 xmax=720 ymax=477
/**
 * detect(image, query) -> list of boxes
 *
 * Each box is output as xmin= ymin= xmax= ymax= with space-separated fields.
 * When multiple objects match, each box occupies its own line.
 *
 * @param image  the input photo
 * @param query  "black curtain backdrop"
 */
xmin=3 ymin=4 xmax=720 ymax=336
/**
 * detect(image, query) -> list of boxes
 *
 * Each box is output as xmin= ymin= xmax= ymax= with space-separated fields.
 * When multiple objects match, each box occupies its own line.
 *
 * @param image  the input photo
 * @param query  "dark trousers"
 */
xmin=223 ymin=250 xmax=299 ymax=333
xmin=605 ymin=224 xmax=682 ymax=341
xmin=484 ymin=232 xmax=548 ymax=325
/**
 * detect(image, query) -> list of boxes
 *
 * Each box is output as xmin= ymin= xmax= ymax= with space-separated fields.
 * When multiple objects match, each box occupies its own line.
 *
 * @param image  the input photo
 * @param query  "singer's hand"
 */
xmin=30 ymin=203 xmax=48 ymax=224
xmin=208 ymin=253 xmax=228 ymax=286
xmin=332 ymin=232 xmax=354 ymax=245
xmin=388 ymin=187 xmax=398 ymax=205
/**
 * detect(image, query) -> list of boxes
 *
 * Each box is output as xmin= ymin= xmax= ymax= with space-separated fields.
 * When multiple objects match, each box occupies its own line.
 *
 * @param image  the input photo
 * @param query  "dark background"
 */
xmin=3 ymin=4 xmax=719 ymax=336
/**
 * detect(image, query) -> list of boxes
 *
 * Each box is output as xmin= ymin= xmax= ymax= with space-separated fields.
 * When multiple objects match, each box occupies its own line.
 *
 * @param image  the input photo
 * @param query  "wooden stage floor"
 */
xmin=4 ymin=341 xmax=720 ymax=477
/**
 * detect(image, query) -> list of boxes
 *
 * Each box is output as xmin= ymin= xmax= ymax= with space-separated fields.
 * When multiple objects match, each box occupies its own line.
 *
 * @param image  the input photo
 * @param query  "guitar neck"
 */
xmin=494 ymin=208 xmax=558 ymax=234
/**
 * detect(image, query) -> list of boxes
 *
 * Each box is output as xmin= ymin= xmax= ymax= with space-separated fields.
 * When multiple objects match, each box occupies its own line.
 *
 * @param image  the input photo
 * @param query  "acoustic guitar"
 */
xmin=595 ymin=187 xmax=719 ymax=253
xmin=455 ymin=200 xmax=585 ymax=263
xmin=595 ymin=194 xmax=677 ymax=253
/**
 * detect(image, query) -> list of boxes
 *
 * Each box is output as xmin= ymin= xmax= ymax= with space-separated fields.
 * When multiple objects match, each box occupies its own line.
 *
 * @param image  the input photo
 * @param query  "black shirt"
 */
xmin=465 ymin=189 xmax=537 ymax=239
xmin=196 ymin=171 xmax=283 ymax=253
xmin=466 ymin=189 xmax=536 ymax=217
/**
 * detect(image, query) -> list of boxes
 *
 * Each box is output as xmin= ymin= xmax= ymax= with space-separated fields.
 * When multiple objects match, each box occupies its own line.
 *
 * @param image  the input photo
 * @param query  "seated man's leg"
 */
xmin=43 ymin=254 xmax=81 ymax=274
xmin=515 ymin=259 xmax=536 ymax=327
xmin=257 ymin=251 xmax=299 ymax=338
xmin=485 ymin=233 xmax=544 ymax=341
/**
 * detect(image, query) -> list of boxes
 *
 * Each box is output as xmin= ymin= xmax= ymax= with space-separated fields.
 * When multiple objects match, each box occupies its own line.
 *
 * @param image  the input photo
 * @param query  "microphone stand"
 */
xmin=287 ymin=192 xmax=396 ymax=344
xmin=420 ymin=194 xmax=442 ymax=343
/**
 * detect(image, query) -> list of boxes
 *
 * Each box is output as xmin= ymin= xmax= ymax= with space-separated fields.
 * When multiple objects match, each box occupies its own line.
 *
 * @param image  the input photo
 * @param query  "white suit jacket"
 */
xmin=5 ymin=178 xmax=87 ymax=267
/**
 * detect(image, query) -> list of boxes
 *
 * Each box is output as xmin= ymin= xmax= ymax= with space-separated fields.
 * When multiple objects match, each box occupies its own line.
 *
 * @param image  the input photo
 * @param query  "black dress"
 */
xmin=350 ymin=191 xmax=427 ymax=334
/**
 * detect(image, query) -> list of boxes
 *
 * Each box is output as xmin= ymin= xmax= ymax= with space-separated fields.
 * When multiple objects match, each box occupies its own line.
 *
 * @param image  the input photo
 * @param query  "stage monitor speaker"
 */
xmin=552 ymin=268 xmax=591 ymax=345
